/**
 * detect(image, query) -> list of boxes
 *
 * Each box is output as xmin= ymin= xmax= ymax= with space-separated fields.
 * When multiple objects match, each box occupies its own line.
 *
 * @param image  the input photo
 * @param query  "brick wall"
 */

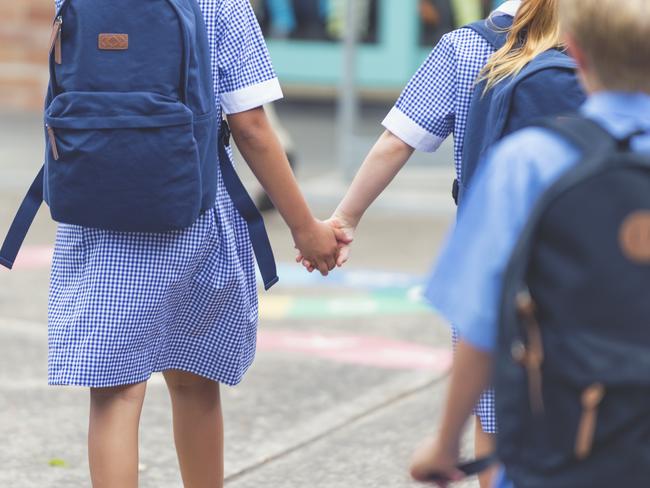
xmin=0 ymin=1 xmax=55 ymax=112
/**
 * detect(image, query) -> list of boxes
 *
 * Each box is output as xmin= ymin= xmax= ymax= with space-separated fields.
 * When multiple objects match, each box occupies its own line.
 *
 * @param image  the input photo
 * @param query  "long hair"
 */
xmin=480 ymin=0 xmax=562 ymax=91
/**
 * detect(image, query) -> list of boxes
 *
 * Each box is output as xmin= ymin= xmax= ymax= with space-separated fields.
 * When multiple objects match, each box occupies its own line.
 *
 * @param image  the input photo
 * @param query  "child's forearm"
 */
xmin=227 ymin=107 xmax=314 ymax=233
xmin=437 ymin=340 xmax=494 ymax=453
xmin=335 ymin=130 xmax=414 ymax=226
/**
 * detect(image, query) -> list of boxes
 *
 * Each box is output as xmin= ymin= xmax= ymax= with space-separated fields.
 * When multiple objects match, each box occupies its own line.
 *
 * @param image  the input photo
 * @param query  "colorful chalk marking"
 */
xmin=10 ymin=247 xmax=432 ymax=319
xmin=259 ymin=288 xmax=430 ymax=320
xmin=258 ymin=329 xmax=452 ymax=372
xmin=267 ymin=264 xmax=426 ymax=290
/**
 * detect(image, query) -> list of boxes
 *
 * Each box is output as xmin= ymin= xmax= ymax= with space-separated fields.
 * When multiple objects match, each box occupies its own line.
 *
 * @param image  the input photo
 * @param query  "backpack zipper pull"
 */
xmin=49 ymin=16 xmax=63 ymax=64
xmin=516 ymin=290 xmax=545 ymax=415
xmin=47 ymin=125 xmax=60 ymax=160
xmin=575 ymin=383 xmax=605 ymax=460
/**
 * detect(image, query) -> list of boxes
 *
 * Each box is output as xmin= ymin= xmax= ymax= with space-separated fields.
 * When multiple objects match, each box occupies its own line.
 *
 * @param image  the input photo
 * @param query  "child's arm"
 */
xmin=335 ymin=129 xmax=414 ymax=233
xmin=228 ymin=107 xmax=347 ymax=275
xmin=299 ymin=130 xmax=414 ymax=270
xmin=410 ymin=340 xmax=494 ymax=484
xmin=298 ymin=130 xmax=413 ymax=270
xmin=299 ymin=32 xmax=461 ymax=270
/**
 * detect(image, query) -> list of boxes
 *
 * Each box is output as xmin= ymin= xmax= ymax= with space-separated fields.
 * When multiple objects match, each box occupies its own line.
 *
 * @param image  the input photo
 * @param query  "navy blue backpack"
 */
xmin=0 ymin=0 xmax=278 ymax=290
xmin=496 ymin=117 xmax=650 ymax=487
xmin=454 ymin=15 xmax=586 ymax=204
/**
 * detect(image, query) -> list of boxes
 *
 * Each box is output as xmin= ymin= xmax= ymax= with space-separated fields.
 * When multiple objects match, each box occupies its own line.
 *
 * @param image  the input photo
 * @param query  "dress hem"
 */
xmin=47 ymin=362 xmax=251 ymax=389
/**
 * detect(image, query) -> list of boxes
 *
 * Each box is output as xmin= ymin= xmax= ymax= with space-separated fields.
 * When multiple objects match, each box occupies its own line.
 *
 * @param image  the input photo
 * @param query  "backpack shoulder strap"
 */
xmin=506 ymin=50 xmax=577 ymax=102
xmin=533 ymin=116 xmax=618 ymax=158
xmin=218 ymin=121 xmax=279 ymax=290
xmin=485 ymin=50 xmax=583 ymax=150
xmin=455 ymin=15 xmax=514 ymax=204
xmin=0 ymin=166 xmax=44 ymax=269
xmin=0 ymin=134 xmax=280 ymax=289
xmin=520 ymin=49 xmax=576 ymax=74
xmin=465 ymin=14 xmax=513 ymax=51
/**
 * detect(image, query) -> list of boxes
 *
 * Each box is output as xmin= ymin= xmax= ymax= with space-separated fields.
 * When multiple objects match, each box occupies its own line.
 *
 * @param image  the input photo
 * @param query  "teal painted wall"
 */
xmin=266 ymin=0 xmax=433 ymax=90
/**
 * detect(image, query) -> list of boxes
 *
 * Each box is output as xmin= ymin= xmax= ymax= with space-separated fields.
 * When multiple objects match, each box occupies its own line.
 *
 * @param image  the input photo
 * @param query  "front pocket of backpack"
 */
xmin=45 ymin=91 xmax=202 ymax=232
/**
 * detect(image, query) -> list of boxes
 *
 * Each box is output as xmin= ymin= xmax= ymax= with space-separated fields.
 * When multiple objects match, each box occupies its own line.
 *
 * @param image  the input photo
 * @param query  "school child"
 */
xmin=300 ymin=1 xmax=583 ymax=486
xmin=409 ymin=0 xmax=650 ymax=486
xmin=0 ymin=0 xmax=345 ymax=486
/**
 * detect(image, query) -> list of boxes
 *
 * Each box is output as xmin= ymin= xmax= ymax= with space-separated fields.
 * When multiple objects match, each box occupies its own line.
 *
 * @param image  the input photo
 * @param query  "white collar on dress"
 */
xmin=495 ymin=0 xmax=523 ymax=17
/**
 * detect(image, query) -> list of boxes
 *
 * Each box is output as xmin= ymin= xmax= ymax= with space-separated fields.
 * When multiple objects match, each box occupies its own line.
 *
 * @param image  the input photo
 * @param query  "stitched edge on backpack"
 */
xmin=98 ymin=34 xmax=129 ymax=51
xmin=619 ymin=210 xmax=650 ymax=264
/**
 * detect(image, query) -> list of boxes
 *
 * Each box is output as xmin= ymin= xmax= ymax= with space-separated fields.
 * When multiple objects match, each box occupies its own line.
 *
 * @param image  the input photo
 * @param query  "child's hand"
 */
xmin=329 ymin=211 xmax=356 ymax=267
xmin=292 ymin=219 xmax=348 ymax=276
xmin=409 ymin=437 xmax=464 ymax=487
xmin=297 ymin=212 xmax=356 ymax=272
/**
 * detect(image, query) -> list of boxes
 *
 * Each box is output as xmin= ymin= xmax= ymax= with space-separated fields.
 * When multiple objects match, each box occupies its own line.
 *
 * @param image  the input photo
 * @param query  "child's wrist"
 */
xmin=333 ymin=207 xmax=360 ymax=229
xmin=290 ymin=217 xmax=318 ymax=239
xmin=436 ymin=428 xmax=462 ymax=457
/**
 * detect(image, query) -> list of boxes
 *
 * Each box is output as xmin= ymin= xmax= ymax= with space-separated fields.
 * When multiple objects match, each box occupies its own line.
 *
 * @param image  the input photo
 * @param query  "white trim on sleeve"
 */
xmin=221 ymin=78 xmax=284 ymax=115
xmin=382 ymin=107 xmax=445 ymax=153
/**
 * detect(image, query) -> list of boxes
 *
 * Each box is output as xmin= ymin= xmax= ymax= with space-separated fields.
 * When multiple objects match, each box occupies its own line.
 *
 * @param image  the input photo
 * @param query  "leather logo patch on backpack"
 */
xmin=98 ymin=34 xmax=128 ymax=51
xmin=619 ymin=211 xmax=650 ymax=263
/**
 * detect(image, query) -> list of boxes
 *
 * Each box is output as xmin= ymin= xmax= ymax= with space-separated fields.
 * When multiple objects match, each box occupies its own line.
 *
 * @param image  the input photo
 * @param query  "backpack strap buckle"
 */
xmin=452 ymin=179 xmax=460 ymax=206
xmin=617 ymin=129 xmax=646 ymax=151
xmin=221 ymin=119 xmax=231 ymax=147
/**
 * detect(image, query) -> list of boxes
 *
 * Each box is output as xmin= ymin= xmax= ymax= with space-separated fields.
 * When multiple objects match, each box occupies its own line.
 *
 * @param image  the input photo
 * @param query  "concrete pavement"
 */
xmin=0 ymin=104 xmax=479 ymax=488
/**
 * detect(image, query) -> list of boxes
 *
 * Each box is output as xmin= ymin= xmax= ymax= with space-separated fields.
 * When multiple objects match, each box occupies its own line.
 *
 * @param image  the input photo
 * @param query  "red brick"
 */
xmin=0 ymin=0 xmax=54 ymax=111
xmin=28 ymin=2 xmax=57 ymax=23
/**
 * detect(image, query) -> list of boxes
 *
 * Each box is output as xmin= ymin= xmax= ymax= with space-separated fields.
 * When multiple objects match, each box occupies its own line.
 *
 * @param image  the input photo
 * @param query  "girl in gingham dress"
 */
xmin=301 ymin=1 xmax=521 ymax=486
xmin=49 ymin=0 xmax=345 ymax=486
xmin=308 ymin=1 xmax=583 ymax=486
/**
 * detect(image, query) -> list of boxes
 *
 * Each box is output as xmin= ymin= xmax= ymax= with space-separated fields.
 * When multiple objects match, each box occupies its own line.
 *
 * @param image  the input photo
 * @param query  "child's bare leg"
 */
xmin=163 ymin=370 xmax=224 ymax=488
xmin=89 ymin=382 xmax=147 ymax=488
xmin=475 ymin=418 xmax=498 ymax=488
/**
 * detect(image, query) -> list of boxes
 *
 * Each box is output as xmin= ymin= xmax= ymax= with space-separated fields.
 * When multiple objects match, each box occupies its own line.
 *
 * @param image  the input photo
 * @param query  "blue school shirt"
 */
xmin=424 ymin=91 xmax=650 ymax=487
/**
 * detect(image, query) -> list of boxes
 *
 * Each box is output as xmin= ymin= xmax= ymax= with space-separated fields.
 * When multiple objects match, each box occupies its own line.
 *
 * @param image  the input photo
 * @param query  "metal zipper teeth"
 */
xmin=54 ymin=16 xmax=63 ymax=64
xmin=46 ymin=125 xmax=60 ymax=160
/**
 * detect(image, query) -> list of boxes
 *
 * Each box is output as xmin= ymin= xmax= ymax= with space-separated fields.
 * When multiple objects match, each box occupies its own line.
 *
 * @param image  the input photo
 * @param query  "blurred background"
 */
xmin=0 ymin=1 xmax=505 ymax=487
xmin=1 ymin=0 xmax=503 ymax=109
xmin=254 ymin=0 xmax=500 ymax=94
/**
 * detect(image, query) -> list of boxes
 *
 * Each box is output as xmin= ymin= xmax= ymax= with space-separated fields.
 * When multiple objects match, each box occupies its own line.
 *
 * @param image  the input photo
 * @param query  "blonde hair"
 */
xmin=480 ymin=0 xmax=562 ymax=91
xmin=559 ymin=0 xmax=650 ymax=92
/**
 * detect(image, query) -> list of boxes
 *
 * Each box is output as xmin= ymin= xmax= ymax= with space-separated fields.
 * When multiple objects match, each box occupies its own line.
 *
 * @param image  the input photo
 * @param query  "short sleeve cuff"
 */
xmin=382 ymin=107 xmax=445 ymax=153
xmin=221 ymin=78 xmax=284 ymax=115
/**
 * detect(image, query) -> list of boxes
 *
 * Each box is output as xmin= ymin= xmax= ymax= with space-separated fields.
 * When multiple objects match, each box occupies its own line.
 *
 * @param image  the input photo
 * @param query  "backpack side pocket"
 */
xmin=45 ymin=91 xmax=202 ymax=232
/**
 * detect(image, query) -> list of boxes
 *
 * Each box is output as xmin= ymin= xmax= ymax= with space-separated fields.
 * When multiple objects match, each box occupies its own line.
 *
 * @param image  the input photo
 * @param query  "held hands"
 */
xmin=409 ymin=437 xmax=464 ymax=487
xmin=292 ymin=218 xmax=352 ymax=276
xmin=296 ymin=211 xmax=357 ymax=273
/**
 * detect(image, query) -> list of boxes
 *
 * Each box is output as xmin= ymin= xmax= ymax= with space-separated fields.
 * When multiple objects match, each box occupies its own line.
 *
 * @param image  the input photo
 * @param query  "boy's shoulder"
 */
xmin=495 ymin=126 xmax=577 ymax=157
xmin=488 ymin=126 xmax=582 ymax=181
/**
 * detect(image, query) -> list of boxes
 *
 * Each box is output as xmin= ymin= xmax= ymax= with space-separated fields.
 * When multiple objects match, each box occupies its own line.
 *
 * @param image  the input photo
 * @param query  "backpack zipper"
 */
xmin=575 ymin=383 xmax=605 ymax=460
xmin=46 ymin=125 xmax=60 ymax=160
xmin=49 ymin=16 xmax=63 ymax=64
xmin=515 ymin=289 xmax=545 ymax=415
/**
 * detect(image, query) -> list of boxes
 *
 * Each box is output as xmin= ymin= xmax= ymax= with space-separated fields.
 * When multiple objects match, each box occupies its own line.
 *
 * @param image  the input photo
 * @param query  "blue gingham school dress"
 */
xmin=381 ymin=0 xmax=522 ymax=434
xmin=48 ymin=0 xmax=283 ymax=388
